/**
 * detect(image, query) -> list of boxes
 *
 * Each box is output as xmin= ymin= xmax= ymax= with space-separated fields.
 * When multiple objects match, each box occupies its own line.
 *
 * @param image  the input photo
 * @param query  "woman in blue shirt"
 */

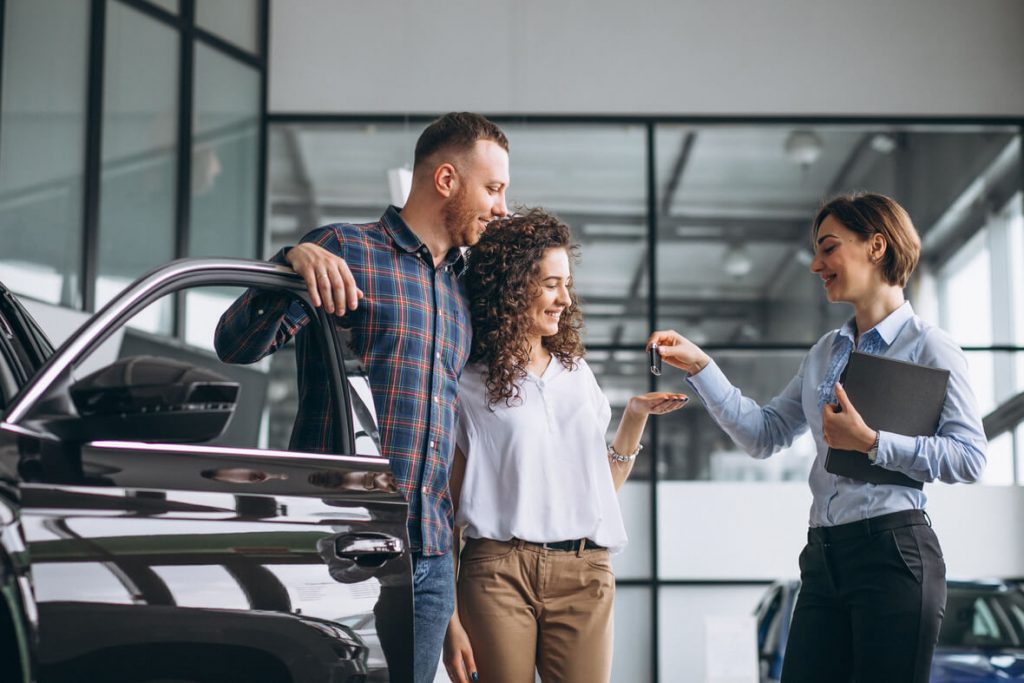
xmin=649 ymin=192 xmax=986 ymax=683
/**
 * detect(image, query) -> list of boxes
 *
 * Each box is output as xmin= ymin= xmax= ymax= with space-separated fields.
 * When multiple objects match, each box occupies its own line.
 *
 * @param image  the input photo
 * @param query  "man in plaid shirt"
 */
xmin=214 ymin=113 xmax=509 ymax=682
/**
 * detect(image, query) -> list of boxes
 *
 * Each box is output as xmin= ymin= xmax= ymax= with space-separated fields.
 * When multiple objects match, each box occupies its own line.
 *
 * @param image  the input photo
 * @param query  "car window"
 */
xmin=58 ymin=284 xmax=359 ymax=455
xmin=940 ymin=588 xmax=1024 ymax=649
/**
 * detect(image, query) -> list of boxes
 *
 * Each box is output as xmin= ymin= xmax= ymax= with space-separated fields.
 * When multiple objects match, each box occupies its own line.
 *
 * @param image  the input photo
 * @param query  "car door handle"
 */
xmin=334 ymin=533 xmax=404 ymax=567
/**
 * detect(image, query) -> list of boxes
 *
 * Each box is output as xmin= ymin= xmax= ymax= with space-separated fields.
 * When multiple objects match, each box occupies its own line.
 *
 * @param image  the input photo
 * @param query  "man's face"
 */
xmin=442 ymin=139 xmax=509 ymax=247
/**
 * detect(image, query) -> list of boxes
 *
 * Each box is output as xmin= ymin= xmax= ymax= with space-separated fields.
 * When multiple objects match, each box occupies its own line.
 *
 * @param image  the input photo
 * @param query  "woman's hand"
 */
xmin=627 ymin=392 xmax=690 ymax=417
xmin=647 ymin=330 xmax=711 ymax=375
xmin=443 ymin=619 xmax=478 ymax=683
xmin=821 ymin=382 xmax=877 ymax=452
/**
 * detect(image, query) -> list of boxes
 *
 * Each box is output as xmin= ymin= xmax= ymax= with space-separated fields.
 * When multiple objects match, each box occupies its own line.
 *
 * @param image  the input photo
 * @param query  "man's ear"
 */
xmin=434 ymin=162 xmax=457 ymax=199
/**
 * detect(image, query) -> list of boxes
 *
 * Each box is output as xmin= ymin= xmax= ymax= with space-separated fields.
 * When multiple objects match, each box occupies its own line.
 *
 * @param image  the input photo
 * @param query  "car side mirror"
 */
xmin=66 ymin=355 xmax=239 ymax=443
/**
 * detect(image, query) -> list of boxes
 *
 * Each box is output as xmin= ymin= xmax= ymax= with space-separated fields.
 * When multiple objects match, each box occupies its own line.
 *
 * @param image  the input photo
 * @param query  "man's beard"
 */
xmin=442 ymin=186 xmax=479 ymax=247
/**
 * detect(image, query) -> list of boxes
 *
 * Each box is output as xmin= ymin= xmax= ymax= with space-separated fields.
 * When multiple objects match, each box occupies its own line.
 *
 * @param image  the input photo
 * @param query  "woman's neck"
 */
xmin=526 ymin=336 xmax=551 ymax=375
xmin=853 ymin=285 xmax=905 ymax=341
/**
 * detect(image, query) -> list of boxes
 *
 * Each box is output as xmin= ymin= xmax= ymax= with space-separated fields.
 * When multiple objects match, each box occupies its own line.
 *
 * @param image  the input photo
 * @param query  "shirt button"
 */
xmin=256 ymin=309 xmax=264 ymax=315
xmin=421 ymin=486 xmax=428 ymax=495
xmin=433 ymin=396 xmax=439 ymax=403
xmin=436 ymin=352 xmax=441 ymax=360
xmin=429 ymin=440 xmax=435 ymax=449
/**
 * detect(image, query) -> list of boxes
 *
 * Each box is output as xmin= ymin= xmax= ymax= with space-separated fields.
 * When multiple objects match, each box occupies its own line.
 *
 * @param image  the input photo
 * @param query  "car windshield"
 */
xmin=939 ymin=586 xmax=1024 ymax=650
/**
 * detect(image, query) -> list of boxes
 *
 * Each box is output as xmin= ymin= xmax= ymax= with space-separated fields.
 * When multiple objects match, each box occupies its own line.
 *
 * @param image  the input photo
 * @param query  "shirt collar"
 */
xmin=838 ymin=300 xmax=914 ymax=345
xmin=381 ymin=205 xmax=467 ymax=275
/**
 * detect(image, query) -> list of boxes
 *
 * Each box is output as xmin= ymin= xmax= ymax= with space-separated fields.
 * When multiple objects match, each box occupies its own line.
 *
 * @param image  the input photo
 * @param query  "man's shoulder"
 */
xmin=298 ymin=220 xmax=391 ymax=257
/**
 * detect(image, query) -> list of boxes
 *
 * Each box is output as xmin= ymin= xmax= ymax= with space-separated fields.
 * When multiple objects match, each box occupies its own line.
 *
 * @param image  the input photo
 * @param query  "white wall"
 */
xmin=269 ymin=0 xmax=1024 ymax=116
xmin=659 ymin=482 xmax=1024 ymax=580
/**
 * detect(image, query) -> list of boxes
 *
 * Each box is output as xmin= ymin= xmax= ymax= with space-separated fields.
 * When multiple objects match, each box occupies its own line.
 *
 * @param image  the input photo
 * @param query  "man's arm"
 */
xmin=214 ymin=227 xmax=363 ymax=364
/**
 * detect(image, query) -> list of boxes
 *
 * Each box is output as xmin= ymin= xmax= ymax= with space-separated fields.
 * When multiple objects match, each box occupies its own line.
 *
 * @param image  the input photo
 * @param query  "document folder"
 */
xmin=824 ymin=351 xmax=950 ymax=489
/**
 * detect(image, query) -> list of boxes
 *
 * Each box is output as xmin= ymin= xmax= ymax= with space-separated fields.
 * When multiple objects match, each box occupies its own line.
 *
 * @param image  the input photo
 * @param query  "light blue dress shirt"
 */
xmin=686 ymin=302 xmax=987 ymax=527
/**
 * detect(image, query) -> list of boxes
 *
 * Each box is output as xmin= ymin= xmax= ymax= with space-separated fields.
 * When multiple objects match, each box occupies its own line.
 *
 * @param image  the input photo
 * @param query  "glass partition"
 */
xmin=0 ymin=0 xmax=89 ymax=306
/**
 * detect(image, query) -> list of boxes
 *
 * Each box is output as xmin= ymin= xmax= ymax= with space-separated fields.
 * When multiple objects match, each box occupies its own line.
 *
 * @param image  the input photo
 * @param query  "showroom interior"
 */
xmin=1 ymin=0 xmax=1023 ymax=680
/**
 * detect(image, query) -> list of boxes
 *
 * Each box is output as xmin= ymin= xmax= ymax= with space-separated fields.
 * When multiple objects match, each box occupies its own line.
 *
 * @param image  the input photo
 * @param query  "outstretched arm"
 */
xmin=608 ymin=392 xmax=688 ymax=490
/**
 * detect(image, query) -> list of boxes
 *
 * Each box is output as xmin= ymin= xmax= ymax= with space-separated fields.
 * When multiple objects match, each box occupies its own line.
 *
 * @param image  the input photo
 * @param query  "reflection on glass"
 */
xmin=32 ymin=561 xmax=134 ymax=605
xmin=0 ymin=0 xmax=88 ymax=306
xmin=189 ymin=43 xmax=260 ymax=260
xmin=265 ymin=564 xmax=379 ymax=622
xmin=196 ymin=0 xmax=260 ymax=53
xmin=96 ymin=3 xmax=178 ymax=331
xmin=151 ymin=565 xmax=249 ymax=609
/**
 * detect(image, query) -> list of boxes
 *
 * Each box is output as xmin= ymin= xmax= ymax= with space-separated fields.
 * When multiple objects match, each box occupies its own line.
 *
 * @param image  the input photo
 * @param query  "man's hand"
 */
xmin=821 ymin=382 xmax=877 ymax=452
xmin=286 ymin=243 xmax=363 ymax=315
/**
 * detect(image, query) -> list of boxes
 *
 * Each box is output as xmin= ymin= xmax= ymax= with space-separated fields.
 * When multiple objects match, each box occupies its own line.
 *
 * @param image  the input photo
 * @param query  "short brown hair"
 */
xmin=812 ymin=192 xmax=921 ymax=288
xmin=413 ymin=112 xmax=509 ymax=170
xmin=465 ymin=208 xmax=584 ymax=408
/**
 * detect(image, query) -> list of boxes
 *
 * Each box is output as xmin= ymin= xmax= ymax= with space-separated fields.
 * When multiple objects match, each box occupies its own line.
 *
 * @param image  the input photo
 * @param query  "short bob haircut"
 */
xmin=811 ymin=192 xmax=921 ymax=288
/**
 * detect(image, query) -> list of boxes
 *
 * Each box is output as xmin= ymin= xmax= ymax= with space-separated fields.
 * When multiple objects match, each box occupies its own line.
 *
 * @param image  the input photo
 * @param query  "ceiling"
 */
xmin=267 ymin=121 xmax=1020 ymax=348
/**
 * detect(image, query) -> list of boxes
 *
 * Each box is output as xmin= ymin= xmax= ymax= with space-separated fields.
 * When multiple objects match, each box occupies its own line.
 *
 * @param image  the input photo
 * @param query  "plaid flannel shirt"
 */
xmin=214 ymin=206 xmax=471 ymax=556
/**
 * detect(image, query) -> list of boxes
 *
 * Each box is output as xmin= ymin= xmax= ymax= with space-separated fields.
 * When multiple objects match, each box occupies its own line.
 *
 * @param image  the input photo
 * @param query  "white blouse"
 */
xmin=455 ymin=357 xmax=628 ymax=553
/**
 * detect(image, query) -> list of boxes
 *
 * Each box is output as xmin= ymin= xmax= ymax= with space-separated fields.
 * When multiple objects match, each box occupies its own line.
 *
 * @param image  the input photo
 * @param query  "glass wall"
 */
xmin=0 ymin=0 xmax=89 ymax=307
xmin=96 ymin=1 xmax=180 ymax=332
xmin=0 ymin=0 xmax=266 ymax=339
xmin=268 ymin=118 xmax=1024 ymax=682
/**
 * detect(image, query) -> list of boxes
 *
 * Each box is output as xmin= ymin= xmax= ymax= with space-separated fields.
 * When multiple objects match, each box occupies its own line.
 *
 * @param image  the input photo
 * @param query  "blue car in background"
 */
xmin=755 ymin=579 xmax=1024 ymax=682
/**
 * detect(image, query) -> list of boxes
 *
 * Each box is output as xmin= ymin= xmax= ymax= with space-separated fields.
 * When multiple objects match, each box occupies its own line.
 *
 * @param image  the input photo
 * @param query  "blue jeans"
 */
xmin=413 ymin=551 xmax=455 ymax=683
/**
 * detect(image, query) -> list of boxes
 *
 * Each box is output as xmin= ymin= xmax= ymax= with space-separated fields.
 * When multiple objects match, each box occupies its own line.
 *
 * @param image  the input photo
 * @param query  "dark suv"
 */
xmin=755 ymin=579 xmax=1024 ymax=682
xmin=0 ymin=259 xmax=412 ymax=682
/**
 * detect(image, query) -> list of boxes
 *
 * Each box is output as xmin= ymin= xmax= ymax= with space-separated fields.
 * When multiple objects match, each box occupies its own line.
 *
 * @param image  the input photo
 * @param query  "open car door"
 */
xmin=0 ymin=259 xmax=412 ymax=683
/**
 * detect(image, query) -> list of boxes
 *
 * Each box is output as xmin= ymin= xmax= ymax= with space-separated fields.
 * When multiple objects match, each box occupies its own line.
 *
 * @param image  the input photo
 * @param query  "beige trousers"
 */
xmin=457 ymin=538 xmax=615 ymax=683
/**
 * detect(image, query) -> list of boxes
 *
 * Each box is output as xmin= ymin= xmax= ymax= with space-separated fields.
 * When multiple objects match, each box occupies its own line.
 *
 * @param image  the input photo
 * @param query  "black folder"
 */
xmin=824 ymin=351 xmax=950 ymax=489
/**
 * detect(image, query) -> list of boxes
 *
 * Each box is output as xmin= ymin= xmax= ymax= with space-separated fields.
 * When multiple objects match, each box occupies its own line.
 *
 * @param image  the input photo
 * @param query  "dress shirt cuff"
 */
xmin=685 ymin=359 xmax=731 ymax=407
xmin=270 ymin=246 xmax=291 ymax=266
xmin=871 ymin=430 xmax=916 ymax=470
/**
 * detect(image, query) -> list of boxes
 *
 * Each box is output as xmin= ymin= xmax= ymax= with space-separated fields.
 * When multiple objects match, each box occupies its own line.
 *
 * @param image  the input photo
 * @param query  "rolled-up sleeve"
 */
xmin=872 ymin=328 xmax=987 ymax=483
xmin=686 ymin=357 xmax=809 ymax=459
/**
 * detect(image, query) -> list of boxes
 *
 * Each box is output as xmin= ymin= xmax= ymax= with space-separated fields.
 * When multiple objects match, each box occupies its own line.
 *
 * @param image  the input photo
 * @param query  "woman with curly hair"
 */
xmin=443 ymin=208 xmax=687 ymax=683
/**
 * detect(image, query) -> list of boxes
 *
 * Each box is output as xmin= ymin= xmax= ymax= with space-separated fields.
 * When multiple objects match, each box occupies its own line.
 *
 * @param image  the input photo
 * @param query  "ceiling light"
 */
xmin=783 ymin=130 xmax=823 ymax=166
xmin=870 ymin=133 xmax=897 ymax=154
xmin=722 ymin=244 xmax=753 ymax=279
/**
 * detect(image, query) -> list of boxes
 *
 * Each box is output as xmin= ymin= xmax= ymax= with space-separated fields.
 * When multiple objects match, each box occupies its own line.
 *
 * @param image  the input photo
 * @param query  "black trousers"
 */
xmin=781 ymin=509 xmax=946 ymax=683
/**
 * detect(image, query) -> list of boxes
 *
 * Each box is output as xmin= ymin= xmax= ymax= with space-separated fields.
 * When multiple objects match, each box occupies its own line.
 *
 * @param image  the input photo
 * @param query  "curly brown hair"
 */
xmin=464 ymin=208 xmax=585 ymax=407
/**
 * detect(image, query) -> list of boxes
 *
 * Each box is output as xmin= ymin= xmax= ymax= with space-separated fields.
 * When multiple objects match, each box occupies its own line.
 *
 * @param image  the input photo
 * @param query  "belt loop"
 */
xmin=575 ymin=539 xmax=584 ymax=557
xmin=512 ymin=538 xmax=524 ymax=550
xmin=923 ymin=510 xmax=932 ymax=528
